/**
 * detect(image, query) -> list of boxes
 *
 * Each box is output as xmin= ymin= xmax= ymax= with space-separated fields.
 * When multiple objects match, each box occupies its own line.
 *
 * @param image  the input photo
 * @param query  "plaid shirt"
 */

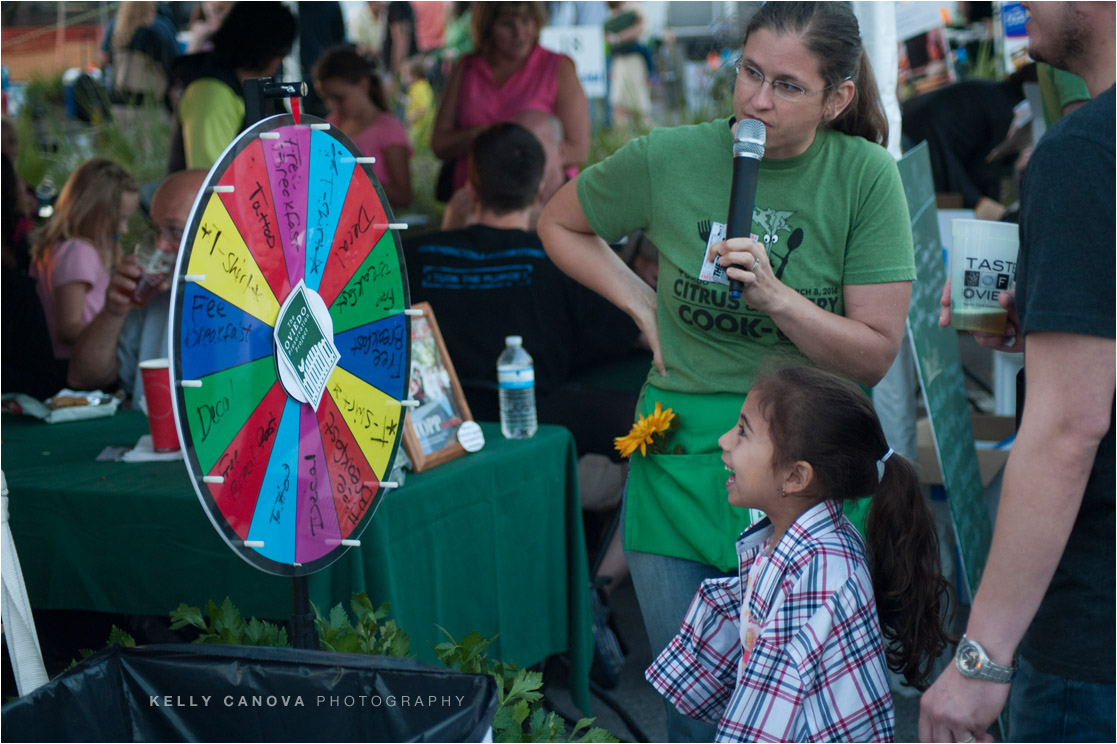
xmin=646 ymin=500 xmax=894 ymax=742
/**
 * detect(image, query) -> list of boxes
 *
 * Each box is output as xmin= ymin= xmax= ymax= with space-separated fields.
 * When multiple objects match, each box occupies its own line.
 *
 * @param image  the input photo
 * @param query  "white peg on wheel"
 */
xmin=400 ymin=399 xmax=420 ymax=408
xmin=184 ymin=275 xmax=207 ymax=282
xmin=259 ymin=132 xmax=281 ymax=140
xmin=180 ymin=379 xmax=203 ymax=388
xmin=244 ymin=540 xmax=265 ymax=548
xmin=340 ymin=539 xmax=361 ymax=547
xmin=209 ymin=185 xmax=235 ymax=194
xmin=203 ymin=475 xmax=225 ymax=484
xmin=404 ymin=308 xmax=424 ymax=316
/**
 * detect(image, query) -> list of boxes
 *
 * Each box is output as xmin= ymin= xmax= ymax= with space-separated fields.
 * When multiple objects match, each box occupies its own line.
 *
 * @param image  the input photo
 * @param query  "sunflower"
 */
xmin=614 ymin=402 xmax=678 ymax=458
xmin=644 ymin=401 xmax=675 ymax=435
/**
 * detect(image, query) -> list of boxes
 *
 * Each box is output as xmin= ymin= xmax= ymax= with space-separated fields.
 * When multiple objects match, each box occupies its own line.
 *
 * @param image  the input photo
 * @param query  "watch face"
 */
xmin=958 ymin=644 xmax=981 ymax=674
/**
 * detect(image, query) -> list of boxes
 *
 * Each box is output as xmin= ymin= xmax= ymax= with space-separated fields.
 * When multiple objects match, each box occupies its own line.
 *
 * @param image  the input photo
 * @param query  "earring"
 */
xmin=780 ymin=486 xmax=787 ymax=497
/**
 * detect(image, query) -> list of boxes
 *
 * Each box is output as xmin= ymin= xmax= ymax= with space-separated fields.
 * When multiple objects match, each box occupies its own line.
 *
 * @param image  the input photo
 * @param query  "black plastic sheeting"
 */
xmin=2 ymin=644 xmax=498 ymax=742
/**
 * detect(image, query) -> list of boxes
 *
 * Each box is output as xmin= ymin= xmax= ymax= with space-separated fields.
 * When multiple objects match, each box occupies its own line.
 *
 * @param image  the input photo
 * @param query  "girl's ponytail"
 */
xmin=866 ymin=452 xmax=954 ymax=690
xmin=752 ymin=365 xmax=953 ymax=691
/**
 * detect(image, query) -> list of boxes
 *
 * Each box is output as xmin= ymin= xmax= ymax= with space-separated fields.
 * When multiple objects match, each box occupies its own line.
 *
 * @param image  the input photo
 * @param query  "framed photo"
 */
xmin=402 ymin=302 xmax=474 ymax=472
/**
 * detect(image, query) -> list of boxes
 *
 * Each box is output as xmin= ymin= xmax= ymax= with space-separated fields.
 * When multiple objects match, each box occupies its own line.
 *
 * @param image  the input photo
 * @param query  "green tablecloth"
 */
xmin=1 ymin=411 xmax=592 ymax=712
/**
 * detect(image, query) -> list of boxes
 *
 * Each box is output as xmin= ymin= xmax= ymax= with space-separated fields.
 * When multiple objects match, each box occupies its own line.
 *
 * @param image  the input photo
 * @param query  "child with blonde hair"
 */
xmin=31 ymin=157 xmax=139 ymax=375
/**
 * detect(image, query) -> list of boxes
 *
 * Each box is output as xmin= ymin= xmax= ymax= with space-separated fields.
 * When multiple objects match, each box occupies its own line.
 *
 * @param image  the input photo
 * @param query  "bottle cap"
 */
xmin=505 ymin=336 xmax=523 ymax=347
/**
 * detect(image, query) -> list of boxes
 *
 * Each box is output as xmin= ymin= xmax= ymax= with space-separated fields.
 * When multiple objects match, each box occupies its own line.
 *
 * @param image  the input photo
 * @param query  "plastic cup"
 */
xmin=139 ymin=358 xmax=179 ymax=452
xmin=949 ymin=219 xmax=1019 ymax=334
xmin=131 ymin=236 xmax=176 ymax=306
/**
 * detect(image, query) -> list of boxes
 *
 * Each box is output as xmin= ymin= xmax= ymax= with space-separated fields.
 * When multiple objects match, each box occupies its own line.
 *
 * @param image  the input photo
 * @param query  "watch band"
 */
xmin=955 ymin=635 xmax=1016 ymax=683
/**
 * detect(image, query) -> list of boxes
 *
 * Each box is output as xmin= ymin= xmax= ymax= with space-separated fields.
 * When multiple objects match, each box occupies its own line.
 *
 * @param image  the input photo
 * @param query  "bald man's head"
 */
xmin=511 ymin=109 xmax=565 ymax=204
xmin=151 ymin=170 xmax=206 ymax=251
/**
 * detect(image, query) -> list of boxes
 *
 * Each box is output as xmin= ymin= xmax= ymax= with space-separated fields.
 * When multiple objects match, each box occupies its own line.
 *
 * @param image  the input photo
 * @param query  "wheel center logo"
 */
xmin=274 ymin=280 xmax=340 ymax=410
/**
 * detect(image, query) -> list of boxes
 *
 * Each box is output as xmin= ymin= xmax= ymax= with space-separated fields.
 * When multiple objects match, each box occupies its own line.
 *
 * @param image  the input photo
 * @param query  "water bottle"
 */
xmin=35 ymin=177 xmax=56 ymax=219
xmin=497 ymin=336 xmax=537 ymax=439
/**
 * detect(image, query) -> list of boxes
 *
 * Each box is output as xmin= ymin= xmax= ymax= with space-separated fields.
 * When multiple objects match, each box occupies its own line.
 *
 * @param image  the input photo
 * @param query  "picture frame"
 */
xmin=401 ymin=302 xmax=474 ymax=472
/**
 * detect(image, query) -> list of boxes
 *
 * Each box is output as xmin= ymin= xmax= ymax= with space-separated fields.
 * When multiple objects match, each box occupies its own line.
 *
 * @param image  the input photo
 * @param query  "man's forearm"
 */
xmin=964 ymin=332 xmax=1114 ymax=664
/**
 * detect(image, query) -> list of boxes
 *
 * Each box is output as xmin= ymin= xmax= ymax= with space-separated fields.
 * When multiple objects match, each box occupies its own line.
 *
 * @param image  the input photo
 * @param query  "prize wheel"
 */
xmin=168 ymin=113 xmax=410 ymax=576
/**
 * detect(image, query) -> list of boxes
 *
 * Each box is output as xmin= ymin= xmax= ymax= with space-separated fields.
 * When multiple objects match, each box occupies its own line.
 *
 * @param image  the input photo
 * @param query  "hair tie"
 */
xmin=876 ymin=447 xmax=893 ymax=481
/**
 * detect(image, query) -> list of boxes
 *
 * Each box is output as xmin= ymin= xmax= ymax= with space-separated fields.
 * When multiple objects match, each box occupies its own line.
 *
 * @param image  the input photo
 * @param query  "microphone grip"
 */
xmin=726 ymin=157 xmax=760 ymax=298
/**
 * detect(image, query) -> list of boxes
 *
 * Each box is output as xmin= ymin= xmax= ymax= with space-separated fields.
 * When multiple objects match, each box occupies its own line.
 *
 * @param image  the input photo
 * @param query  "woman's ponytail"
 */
xmin=831 ymin=49 xmax=889 ymax=147
xmin=866 ymin=453 xmax=954 ymax=690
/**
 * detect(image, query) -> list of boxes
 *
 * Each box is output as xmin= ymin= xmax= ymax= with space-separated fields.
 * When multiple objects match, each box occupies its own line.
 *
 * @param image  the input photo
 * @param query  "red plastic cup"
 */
xmin=139 ymin=358 xmax=180 ymax=452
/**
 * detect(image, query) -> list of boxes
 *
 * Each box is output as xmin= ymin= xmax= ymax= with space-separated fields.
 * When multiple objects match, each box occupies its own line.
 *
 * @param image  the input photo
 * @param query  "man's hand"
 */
xmin=105 ymin=255 xmax=143 ymax=316
xmin=939 ymin=278 xmax=1023 ymax=353
xmin=919 ymin=664 xmax=1006 ymax=743
xmin=105 ymin=254 xmax=170 ymax=315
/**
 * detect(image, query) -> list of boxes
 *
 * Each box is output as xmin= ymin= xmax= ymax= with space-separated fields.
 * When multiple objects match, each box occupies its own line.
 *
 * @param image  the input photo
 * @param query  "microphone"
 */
xmin=726 ymin=119 xmax=766 ymax=298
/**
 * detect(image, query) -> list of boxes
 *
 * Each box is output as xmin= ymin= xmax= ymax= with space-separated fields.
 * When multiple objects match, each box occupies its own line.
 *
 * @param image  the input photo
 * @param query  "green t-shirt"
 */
xmin=1036 ymin=62 xmax=1091 ymax=127
xmin=578 ymin=119 xmax=915 ymax=569
xmin=179 ymin=78 xmax=245 ymax=171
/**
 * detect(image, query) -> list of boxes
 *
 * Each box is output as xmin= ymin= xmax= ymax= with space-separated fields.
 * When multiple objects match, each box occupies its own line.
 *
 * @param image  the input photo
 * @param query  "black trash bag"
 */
xmin=1 ymin=644 xmax=498 ymax=743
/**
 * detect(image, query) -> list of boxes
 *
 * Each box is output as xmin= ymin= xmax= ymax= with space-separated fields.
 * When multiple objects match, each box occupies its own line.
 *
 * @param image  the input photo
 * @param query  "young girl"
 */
xmin=31 ymin=157 xmax=139 ymax=377
xmin=313 ymin=46 xmax=413 ymax=210
xmin=647 ymin=366 xmax=951 ymax=742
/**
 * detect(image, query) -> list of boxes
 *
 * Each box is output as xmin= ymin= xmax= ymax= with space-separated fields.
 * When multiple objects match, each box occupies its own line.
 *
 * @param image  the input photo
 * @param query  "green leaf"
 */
xmin=528 ymin=708 xmax=565 ymax=742
xmin=503 ymin=669 xmax=544 ymax=706
xmin=169 ymin=603 xmax=207 ymax=631
xmin=328 ymin=603 xmax=351 ymax=632
xmin=571 ymin=725 xmax=619 ymax=743
xmin=490 ymin=702 xmax=520 ymax=741
xmin=568 ymin=718 xmax=593 ymax=739
xmin=212 ymin=597 xmax=245 ymax=641
xmin=273 ymin=626 xmax=290 ymax=648
xmin=107 ymin=626 xmax=137 ymax=648
xmin=511 ymin=699 xmax=531 ymax=726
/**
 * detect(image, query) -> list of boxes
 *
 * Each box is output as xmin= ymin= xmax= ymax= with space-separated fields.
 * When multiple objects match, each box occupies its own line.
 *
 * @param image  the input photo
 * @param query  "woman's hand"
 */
xmin=706 ymin=237 xmax=787 ymax=313
xmin=630 ymin=281 xmax=665 ymax=376
xmin=709 ymin=235 xmax=909 ymax=386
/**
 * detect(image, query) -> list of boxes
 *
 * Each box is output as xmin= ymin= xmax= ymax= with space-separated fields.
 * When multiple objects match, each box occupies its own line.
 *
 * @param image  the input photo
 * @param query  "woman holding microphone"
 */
xmin=538 ymin=4 xmax=915 ymax=740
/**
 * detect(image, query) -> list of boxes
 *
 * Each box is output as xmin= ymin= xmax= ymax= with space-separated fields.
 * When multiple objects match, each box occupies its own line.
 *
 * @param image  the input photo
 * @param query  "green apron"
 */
xmin=624 ymin=383 xmax=870 ymax=572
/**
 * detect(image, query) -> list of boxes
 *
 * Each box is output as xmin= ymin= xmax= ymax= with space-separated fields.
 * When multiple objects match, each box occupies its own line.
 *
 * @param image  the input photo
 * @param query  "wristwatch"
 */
xmin=955 ymin=635 xmax=1017 ymax=683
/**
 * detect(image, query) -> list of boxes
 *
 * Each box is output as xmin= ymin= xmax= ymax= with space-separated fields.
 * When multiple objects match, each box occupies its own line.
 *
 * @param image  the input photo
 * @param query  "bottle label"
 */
xmin=498 ymin=364 xmax=534 ymax=389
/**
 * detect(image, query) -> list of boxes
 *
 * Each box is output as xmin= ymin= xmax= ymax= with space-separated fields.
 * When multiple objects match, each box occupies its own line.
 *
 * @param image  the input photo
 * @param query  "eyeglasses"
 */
xmin=143 ymin=224 xmax=185 ymax=247
xmin=735 ymin=61 xmax=843 ymax=102
xmin=155 ymin=223 xmax=185 ymax=246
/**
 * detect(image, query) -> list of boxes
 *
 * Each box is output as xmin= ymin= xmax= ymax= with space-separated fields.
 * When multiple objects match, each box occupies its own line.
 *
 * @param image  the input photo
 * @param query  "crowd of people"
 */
xmin=2 ymin=2 xmax=1112 ymax=742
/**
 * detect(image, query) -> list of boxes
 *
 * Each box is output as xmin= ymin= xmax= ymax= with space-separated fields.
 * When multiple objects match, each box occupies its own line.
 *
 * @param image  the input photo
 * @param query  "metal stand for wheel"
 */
xmin=245 ymin=75 xmax=317 ymax=650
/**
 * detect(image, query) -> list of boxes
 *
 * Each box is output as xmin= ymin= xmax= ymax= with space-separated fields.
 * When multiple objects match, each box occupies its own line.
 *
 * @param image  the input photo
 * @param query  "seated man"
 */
xmin=404 ymin=122 xmax=641 ymax=455
xmin=68 ymin=169 xmax=207 ymax=405
xmin=440 ymin=109 xmax=567 ymax=232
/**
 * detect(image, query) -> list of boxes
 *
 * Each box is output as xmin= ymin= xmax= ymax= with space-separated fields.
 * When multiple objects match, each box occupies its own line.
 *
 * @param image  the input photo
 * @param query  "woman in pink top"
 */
xmin=314 ymin=45 xmax=413 ymax=210
xmin=431 ymin=2 xmax=590 ymax=193
xmin=31 ymin=157 xmax=139 ymax=366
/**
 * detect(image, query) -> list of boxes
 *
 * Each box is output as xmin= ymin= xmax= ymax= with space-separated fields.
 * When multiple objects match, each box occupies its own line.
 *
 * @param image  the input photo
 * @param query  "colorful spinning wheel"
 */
xmin=169 ymin=114 xmax=410 ymax=576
